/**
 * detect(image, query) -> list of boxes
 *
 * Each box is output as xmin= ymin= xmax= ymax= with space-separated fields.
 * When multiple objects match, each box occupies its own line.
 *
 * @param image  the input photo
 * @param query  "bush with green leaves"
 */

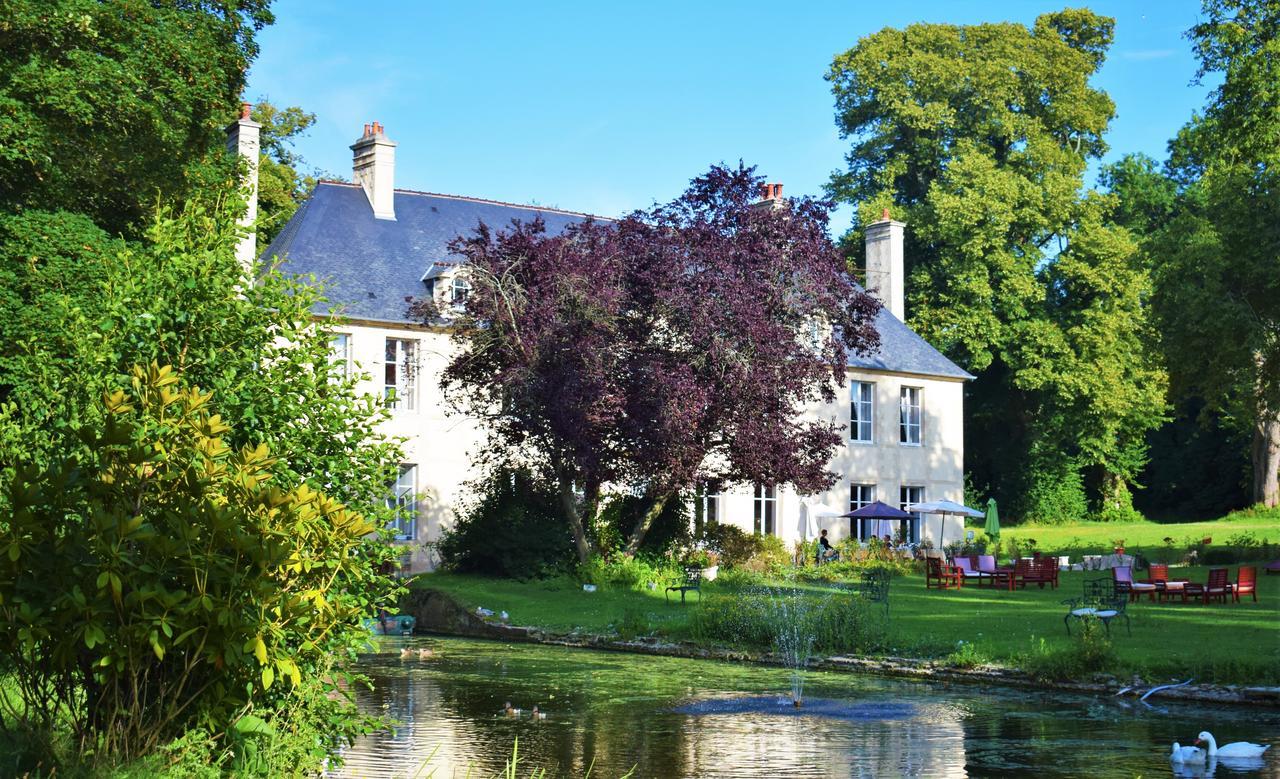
xmin=699 ymin=523 xmax=765 ymax=568
xmin=577 ymin=553 xmax=682 ymax=591
xmin=438 ymin=467 xmax=574 ymax=579
xmin=0 ymin=364 xmax=399 ymax=764
xmin=685 ymin=589 xmax=884 ymax=656
xmin=1019 ymin=620 xmax=1118 ymax=681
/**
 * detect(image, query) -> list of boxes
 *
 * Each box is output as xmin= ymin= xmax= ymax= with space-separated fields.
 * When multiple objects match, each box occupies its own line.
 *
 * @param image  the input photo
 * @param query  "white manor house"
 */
xmin=230 ymin=113 xmax=972 ymax=573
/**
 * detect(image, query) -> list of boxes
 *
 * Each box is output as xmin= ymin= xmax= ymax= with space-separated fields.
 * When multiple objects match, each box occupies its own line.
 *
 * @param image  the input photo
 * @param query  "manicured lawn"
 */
xmin=415 ymin=564 xmax=1280 ymax=685
xmin=993 ymin=506 xmax=1280 ymax=555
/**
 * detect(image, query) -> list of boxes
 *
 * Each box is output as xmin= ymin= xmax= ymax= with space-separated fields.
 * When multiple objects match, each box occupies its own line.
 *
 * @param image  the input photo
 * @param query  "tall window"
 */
xmin=900 ymin=386 xmax=922 ymax=445
xmin=387 ymin=464 xmax=417 ymax=540
xmin=900 ymin=485 xmax=924 ymax=544
xmin=384 ymin=338 xmax=417 ymax=411
xmin=451 ymin=276 xmax=471 ymax=307
xmin=753 ymin=484 xmax=776 ymax=536
xmin=693 ymin=480 xmax=721 ymax=535
xmin=330 ymin=333 xmax=350 ymax=379
xmin=850 ymin=483 xmax=876 ymax=541
xmin=851 ymin=381 xmax=874 ymax=443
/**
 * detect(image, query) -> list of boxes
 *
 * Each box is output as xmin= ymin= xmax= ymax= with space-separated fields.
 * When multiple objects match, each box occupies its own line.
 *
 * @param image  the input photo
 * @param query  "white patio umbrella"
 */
xmin=800 ymin=501 xmax=847 ymax=541
xmin=907 ymin=499 xmax=985 ymax=547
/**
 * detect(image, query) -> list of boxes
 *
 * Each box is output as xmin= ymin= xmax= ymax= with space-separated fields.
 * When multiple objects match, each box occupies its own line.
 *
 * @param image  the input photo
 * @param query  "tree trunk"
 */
xmin=624 ymin=492 xmax=672 ymax=556
xmin=556 ymin=472 xmax=595 ymax=563
xmin=1252 ymin=408 xmax=1280 ymax=508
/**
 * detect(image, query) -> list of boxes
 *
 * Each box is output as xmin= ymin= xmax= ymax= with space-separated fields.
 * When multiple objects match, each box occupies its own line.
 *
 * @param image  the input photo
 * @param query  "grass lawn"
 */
xmin=415 ymin=564 xmax=1280 ymax=685
xmin=992 ymin=505 xmax=1280 ymax=555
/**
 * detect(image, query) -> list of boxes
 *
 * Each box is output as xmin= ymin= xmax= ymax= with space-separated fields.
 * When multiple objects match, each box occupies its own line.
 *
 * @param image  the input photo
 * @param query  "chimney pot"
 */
xmin=774 ymin=183 xmax=783 ymax=199
xmin=881 ymin=207 xmax=891 ymax=221
xmin=760 ymin=183 xmax=772 ymax=200
xmin=240 ymin=102 xmax=252 ymax=120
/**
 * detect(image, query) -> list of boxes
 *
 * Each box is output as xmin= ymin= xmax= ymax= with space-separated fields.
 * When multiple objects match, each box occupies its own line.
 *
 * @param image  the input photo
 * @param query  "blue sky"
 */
xmin=246 ymin=1 xmax=1212 ymax=233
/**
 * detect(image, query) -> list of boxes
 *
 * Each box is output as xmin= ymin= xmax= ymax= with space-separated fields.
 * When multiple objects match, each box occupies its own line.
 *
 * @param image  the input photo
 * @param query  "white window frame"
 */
xmin=851 ymin=381 xmax=874 ymax=443
xmin=694 ymin=480 xmax=721 ymax=529
xmin=900 ymin=485 xmax=924 ymax=544
xmin=850 ymin=483 xmax=876 ymax=541
xmin=753 ymin=483 xmax=777 ymax=536
xmin=388 ymin=464 xmax=418 ymax=541
xmin=451 ymin=276 xmax=471 ymax=308
xmin=900 ymin=386 xmax=922 ymax=446
xmin=330 ymin=332 xmax=351 ymax=379
xmin=384 ymin=337 xmax=418 ymax=412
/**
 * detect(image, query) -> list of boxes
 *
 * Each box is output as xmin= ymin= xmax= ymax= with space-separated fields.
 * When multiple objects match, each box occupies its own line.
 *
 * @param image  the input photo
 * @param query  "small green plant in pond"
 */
xmin=617 ymin=608 xmax=655 ymax=640
xmin=1019 ymin=619 xmax=1117 ymax=681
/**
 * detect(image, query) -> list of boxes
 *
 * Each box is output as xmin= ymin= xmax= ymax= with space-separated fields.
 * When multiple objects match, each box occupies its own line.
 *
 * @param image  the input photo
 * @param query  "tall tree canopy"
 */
xmin=251 ymin=100 xmax=319 ymax=250
xmin=0 ymin=0 xmax=274 ymax=237
xmin=827 ymin=10 xmax=1167 ymax=522
xmin=1152 ymin=0 xmax=1280 ymax=507
xmin=414 ymin=165 xmax=881 ymax=559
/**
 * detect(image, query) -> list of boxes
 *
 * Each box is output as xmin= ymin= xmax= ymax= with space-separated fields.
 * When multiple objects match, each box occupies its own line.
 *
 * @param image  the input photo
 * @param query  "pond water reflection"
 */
xmin=330 ymin=638 xmax=1279 ymax=778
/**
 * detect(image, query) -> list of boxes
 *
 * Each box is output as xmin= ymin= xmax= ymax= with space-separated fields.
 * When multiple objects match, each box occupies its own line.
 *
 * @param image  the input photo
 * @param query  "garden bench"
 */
xmin=1063 ymin=578 xmax=1130 ymax=637
xmin=665 ymin=566 xmax=702 ymax=604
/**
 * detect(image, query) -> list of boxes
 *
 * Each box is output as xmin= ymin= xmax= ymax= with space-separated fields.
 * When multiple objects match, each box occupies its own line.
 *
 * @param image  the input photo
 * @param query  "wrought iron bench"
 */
xmin=665 ymin=566 xmax=703 ymax=604
xmin=1063 ymin=578 xmax=1130 ymax=637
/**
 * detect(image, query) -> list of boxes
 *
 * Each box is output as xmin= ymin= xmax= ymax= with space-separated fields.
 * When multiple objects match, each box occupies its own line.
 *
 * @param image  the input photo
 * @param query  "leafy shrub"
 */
xmin=598 ymin=494 xmax=692 ymax=556
xmin=1202 ymin=548 xmax=1238 ymax=565
xmin=700 ymin=524 xmax=765 ymax=568
xmin=743 ymin=535 xmax=792 ymax=574
xmin=615 ymin=608 xmax=656 ymax=640
xmin=685 ymin=589 xmax=884 ymax=656
xmin=578 ymin=554 xmax=682 ymax=590
xmin=438 ymin=467 xmax=574 ymax=579
xmin=1021 ymin=465 xmax=1089 ymax=525
xmin=944 ymin=641 xmax=992 ymax=669
xmin=0 ymin=365 xmax=398 ymax=763
xmin=1019 ymin=619 xmax=1117 ymax=681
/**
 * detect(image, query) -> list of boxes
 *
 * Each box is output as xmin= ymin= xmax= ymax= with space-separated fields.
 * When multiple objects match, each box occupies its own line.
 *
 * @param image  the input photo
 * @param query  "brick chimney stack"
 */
xmin=225 ymin=101 xmax=261 ymax=276
xmin=753 ymin=182 xmax=785 ymax=211
xmin=864 ymin=208 xmax=905 ymax=320
xmin=351 ymin=121 xmax=397 ymax=220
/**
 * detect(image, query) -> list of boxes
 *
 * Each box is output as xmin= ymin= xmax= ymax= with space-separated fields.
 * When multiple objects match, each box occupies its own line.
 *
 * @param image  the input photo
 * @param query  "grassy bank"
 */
xmin=415 ymin=564 xmax=1280 ymax=686
xmin=993 ymin=505 xmax=1280 ymax=554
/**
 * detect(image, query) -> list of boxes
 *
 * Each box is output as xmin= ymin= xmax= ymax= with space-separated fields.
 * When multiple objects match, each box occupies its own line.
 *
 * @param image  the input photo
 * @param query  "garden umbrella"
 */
xmin=840 ymin=500 xmax=913 ymax=541
xmin=984 ymin=498 xmax=1000 ymax=540
xmin=906 ymin=499 xmax=984 ymax=548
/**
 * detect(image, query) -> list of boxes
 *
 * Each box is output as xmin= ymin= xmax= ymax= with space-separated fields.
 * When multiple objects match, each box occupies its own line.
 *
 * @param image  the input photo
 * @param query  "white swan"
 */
xmin=1196 ymin=731 xmax=1271 ymax=758
xmin=1170 ymin=742 xmax=1205 ymax=762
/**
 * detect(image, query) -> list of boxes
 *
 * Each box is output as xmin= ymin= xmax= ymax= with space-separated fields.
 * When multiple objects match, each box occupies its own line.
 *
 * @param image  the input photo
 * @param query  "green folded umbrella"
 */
xmin=984 ymin=498 xmax=1000 ymax=540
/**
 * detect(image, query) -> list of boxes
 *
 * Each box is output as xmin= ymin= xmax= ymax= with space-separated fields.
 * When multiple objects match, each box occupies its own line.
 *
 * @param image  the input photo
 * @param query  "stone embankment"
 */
xmin=402 ymin=587 xmax=1280 ymax=708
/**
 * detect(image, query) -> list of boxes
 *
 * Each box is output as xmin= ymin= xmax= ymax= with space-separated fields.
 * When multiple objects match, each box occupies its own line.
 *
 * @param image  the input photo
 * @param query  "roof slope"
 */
xmin=264 ymin=181 xmax=599 ymax=324
xmin=266 ymin=181 xmax=971 ymax=380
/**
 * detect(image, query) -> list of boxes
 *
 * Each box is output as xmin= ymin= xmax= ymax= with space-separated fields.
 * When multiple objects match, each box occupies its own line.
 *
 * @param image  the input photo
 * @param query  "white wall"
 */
xmin=709 ymin=369 xmax=967 ymax=553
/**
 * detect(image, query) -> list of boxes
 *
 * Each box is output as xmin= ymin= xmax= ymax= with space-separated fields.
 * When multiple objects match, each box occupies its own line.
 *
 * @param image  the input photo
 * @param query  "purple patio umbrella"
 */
xmin=840 ymin=500 xmax=913 ymax=542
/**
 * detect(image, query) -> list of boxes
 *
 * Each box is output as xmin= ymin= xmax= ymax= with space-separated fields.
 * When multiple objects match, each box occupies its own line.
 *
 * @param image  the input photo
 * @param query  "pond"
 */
xmin=330 ymin=637 xmax=1280 ymax=778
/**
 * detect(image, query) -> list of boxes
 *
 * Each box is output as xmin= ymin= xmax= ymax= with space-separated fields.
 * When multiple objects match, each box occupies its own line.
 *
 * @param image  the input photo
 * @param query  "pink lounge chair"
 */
xmin=1112 ymin=566 xmax=1157 ymax=602
xmin=952 ymin=556 xmax=990 ymax=584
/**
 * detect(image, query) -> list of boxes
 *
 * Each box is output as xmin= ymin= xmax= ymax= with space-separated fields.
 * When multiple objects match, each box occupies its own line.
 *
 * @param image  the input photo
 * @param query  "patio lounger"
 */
xmin=1113 ymin=566 xmax=1156 ymax=602
xmin=953 ymin=556 xmax=990 ymax=585
xmin=926 ymin=557 xmax=963 ymax=590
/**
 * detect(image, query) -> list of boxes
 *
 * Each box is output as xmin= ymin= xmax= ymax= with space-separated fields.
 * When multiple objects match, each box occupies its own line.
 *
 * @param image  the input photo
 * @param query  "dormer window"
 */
xmin=451 ymin=276 xmax=471 ymax=307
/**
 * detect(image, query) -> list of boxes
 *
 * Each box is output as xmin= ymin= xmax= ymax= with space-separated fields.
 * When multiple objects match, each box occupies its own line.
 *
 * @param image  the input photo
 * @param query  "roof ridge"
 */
xmin=313 ymin=179 xmax=612 ymax=221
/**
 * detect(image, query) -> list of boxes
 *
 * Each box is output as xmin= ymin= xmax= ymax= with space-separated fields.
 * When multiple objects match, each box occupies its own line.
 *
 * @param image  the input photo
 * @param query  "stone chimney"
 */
xmin=225 ymin=102 xmax=261 ymax=275
xmin=351 ymin=121 xmax=397 ymax=220
xmin=864 ymin=208 xmax=905 ymax=320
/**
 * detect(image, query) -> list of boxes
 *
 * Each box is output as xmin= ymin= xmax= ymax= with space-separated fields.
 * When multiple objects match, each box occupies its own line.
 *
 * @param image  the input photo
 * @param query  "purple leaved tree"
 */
xmin=410 ymin=164 xmax=881 ymax=562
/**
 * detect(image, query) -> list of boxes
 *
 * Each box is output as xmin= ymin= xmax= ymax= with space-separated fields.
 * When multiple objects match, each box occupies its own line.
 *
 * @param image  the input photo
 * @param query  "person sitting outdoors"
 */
xmin=816 ymin=529 xmax=839 ymax=565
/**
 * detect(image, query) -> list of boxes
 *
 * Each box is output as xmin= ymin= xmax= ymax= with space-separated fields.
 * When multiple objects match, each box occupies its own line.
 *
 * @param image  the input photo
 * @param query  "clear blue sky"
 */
xmin=246 ymin=1 xmax=1211 ymax=233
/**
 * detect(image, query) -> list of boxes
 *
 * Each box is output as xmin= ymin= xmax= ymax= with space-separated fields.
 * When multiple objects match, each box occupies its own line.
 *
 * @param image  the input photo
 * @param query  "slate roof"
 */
xmin=266 ymin=181 xmax=972 ymax=380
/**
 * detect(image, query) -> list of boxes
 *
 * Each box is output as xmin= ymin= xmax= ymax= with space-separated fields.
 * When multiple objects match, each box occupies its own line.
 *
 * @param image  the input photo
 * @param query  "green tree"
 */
xmin=0 ymin=0 xmax=275 ymax=238
xmin=251 ymin=100 xmax=319 ymax=250
xmin=826 ymin=10 xmax=1167 ymax=522
xmin=1153 ymin=0 xmax=1280 ymax=507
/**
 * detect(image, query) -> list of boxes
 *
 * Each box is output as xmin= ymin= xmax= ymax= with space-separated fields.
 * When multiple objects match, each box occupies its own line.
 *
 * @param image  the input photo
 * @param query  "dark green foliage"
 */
xmin=0 ymin=0 xmax=275 ymax=237
xmin=598 ymin=494 xmax=691 ymax=556
xmin=1137 ymin=399 xmax=1250 ymax=520
xmin=438 ymin=468 xmax=575 ymax=579
xmin=699 ymin=524 xmax=766 ymax=568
